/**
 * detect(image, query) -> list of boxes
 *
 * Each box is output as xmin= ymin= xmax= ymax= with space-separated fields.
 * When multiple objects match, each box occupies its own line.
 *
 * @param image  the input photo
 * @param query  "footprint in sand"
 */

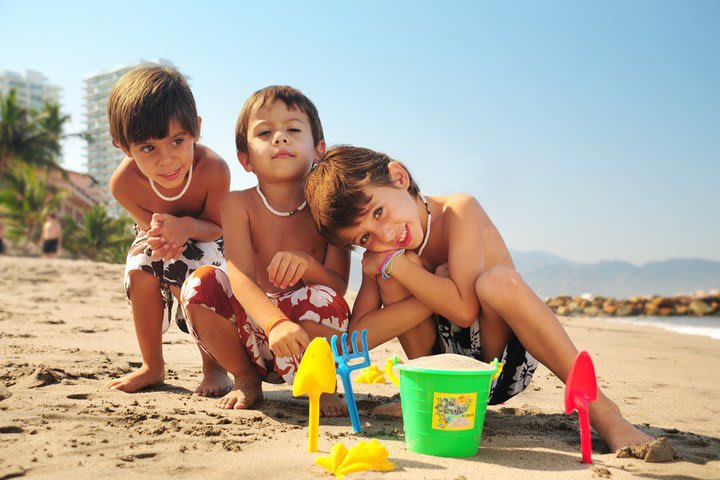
xmin=66 ymin=393 xmax=93 ymax=400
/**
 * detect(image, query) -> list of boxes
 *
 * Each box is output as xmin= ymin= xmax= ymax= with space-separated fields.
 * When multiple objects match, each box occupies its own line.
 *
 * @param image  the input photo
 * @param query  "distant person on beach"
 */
xmin=304 ymin=145 xmax=654 ymax=452
xmin=179 ymin=86 xmax=350 ymax=416
xmin=0 ymin=218 xmax=5 ymax=254
xmin=106 ymin=65 xmax=232 ymax=396
xmin=41 ymin=213 xmax=62 ymax=259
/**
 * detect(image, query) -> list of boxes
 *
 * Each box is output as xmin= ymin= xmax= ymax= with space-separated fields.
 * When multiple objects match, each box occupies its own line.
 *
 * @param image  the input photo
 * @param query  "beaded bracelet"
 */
xmin=381 ymin=249 xmax=406 ymax=280
xmin=264 ymin=312 xmax=290 ymax=336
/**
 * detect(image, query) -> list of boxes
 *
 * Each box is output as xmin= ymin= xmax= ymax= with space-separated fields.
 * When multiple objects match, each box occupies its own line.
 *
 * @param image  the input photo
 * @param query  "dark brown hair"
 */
xmin=235 ymin=85 xmax=324 ymax=154
xmin=305 ymin=145 xmax=420 ymax=247
xmin=108 ymin=65 xmax=198 ymax=150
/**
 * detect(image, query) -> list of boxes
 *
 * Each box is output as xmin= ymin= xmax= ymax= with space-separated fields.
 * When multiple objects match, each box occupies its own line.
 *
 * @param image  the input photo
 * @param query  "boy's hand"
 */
xmin=267 ymin=320 xmax=311 ymax=358
xmin=147 ymin=213 xmax=189 ymax=260
xmin=361 ymin=250 xmax=389 ymax=277
xmin=267 ymin=251 xmax=310 ymax=289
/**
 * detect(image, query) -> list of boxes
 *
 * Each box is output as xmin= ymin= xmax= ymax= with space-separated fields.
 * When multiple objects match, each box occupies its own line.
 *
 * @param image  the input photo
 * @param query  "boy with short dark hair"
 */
xmin=107 ymin=65 xmax=232 ymax=396
xmin=304 ymin=145 xmax=654 ymax=452
xmin=180 ymin=86 xmax=350 ymax=415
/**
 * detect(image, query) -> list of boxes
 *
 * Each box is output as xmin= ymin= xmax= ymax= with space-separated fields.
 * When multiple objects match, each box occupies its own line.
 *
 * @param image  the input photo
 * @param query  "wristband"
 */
xmin=381 ymin=249 xmax=405 ymax=280
xmin=264 ymin=312 xmax=290 ymax=336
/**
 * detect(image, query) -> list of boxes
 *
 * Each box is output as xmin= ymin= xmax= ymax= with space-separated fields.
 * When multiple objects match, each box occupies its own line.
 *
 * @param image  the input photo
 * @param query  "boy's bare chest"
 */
xmin=248 ymin=213 xmax=325 ymax=267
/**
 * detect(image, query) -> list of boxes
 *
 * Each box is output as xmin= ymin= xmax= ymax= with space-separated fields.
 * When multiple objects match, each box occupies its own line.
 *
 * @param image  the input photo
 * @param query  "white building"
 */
xmin=0 ymin=69 xmax=61 ymax=112
xmin=83 ymin=58 xmax=176 ymax=217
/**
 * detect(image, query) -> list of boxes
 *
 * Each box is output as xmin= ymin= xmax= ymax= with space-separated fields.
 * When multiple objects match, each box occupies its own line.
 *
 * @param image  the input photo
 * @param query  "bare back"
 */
xmin=417 ymin=194 xmax=514 ymax=274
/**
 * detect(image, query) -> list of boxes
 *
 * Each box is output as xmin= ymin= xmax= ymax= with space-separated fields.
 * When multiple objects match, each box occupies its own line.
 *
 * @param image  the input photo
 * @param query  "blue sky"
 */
xmin=2 ymin=0 xmax=718 ymax=263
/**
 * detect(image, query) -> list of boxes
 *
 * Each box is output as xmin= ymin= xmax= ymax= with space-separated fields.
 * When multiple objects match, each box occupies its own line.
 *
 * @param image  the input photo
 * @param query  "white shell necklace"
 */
xmin=417 ymin=194 xmax=432 ymax=257
xmin=149 ymin=162 xmax=193 ymax=202
xmin=256 ymin=185 xmax=307 ymax=217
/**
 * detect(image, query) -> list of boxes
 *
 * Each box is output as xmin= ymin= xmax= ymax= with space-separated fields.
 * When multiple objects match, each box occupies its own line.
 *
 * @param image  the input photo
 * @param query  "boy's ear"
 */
xmin=117 ymin=143 xmax=132 ymax=159
xmin=314 ymin=140 xmax=327 ymax=161
xmin=387 ymin=161 xmax=410 ymax=189
xmin=195 ymin=116 xmax=203 ymax=142
xmin=237 ymin=151 xmax=253 ymax=172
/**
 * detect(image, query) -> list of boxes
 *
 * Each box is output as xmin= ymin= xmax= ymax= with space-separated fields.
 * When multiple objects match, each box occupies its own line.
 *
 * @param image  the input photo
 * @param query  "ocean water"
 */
xmin=605 ymin=316 xmax=720 ymax=340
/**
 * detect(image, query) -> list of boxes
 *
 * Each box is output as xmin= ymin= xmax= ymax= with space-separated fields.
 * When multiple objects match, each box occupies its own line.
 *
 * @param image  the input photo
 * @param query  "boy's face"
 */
xmin=337 ymin=163 xmax=425 ymax=253
xmin=238 ymin=101 xmax=324 ymax=182
xmin=122 ymin=117 xmax=200 ymax=190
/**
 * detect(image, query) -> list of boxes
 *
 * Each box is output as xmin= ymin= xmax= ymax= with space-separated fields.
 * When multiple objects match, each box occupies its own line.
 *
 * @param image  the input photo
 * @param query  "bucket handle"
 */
xmin=491 ymin=358 xmax=503 ymax=381
xmin=385 ymin=356 xmax=401 ymax=387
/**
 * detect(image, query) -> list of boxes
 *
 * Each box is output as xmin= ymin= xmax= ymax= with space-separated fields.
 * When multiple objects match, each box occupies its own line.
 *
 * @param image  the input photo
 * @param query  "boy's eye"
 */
xmin=258 ymin=130 xmax=271 ymax=137
xmin=373 ymin=207 xmax=383 ymax=219
xmin=289 ymin=128 xmax=301 ymax=133
xmin=359 ymin=233 xmax=370 ymax=246
xmin=172 ymin=138 xmax=184 ymax=146
xmin=140 ymin=145 xmax=154 ymax=153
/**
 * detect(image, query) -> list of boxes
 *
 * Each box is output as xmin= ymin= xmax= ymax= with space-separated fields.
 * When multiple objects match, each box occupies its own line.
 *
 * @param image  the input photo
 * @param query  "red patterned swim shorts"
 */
xmin=180 ymin=265 xmax=350 ymax=384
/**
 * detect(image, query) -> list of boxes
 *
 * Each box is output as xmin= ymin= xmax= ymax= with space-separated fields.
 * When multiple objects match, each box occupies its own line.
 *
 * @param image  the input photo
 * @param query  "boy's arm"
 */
xmin=382 ymin=196 xmax=485 ymax=327
xmin=349 ymin=272 xmax=434 ymax=350
xmin=304 ymin=244 xmax=350 ymax=295
xmin=189 ymin=153 xmax=231 ymax=241
xmin=222 ymin=192 xmax=310 ymax=357
xmin=110 ymin=166 xmax=155 ymax=230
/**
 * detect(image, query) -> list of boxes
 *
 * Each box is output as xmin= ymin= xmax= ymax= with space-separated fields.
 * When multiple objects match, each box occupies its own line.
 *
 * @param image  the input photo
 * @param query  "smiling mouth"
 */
xmin=397 ymin=224 xmax=412 ymax=248
xmin=158 ymin=168 xmax=181 ymax=180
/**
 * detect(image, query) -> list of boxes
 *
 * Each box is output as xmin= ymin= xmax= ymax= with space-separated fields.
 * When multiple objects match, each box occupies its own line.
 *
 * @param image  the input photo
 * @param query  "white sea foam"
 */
xmin=606 ymin=316 xmax=720 ymax=340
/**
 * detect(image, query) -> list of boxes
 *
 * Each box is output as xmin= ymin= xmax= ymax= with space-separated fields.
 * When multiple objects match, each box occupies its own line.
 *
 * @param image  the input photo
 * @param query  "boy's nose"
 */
xmin=273 ymin=132 xmax=288 ymax=144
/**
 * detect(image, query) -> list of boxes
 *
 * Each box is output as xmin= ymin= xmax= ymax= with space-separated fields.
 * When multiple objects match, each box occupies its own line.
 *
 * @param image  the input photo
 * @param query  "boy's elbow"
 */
xmin=453 ymin=306 xmax=480 ymax=328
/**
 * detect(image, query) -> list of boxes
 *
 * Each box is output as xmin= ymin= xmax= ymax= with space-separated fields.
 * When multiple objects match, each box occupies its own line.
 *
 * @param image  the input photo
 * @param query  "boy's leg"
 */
xmin=475 ymin=266 xmax=652 ymax=451
xmin=168 ymin=285 xmax=232 ymax=397
xmin=106 ymin=270 xmax=165 ymax=392
xmin=377 ymin=271 xmax=436 ymax=360
xmin=184 ymin=304 xmax=263 ymax=409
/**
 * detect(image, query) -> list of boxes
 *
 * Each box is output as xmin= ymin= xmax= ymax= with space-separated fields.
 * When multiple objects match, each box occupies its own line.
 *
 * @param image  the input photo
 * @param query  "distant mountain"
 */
xmin=348 ymin=250 xmax=720 ymax=298
xmin=511 ymin=251 xmax=720 ymax=298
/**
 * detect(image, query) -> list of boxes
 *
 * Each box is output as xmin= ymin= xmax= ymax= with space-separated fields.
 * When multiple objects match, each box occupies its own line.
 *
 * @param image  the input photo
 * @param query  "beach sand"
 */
xmin=1 ymin=256 xmax=718 ymax=479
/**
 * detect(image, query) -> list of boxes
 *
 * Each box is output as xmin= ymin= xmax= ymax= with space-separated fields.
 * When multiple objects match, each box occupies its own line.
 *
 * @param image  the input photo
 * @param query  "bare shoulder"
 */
xmin=109 ymin=157 xmax=141 ymax=199
xmin=220 ymin=188 xmax=255 ymax=212
xmin=194 ymin=144 xmax=230 ymax=181
xmin=444 ymin=193 xmax=483 ymax=215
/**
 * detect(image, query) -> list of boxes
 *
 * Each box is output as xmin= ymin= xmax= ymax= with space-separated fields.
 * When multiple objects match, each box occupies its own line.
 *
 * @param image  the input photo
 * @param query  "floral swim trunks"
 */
xmin=180 ymin=265 xmax=350 ymax=384
xmin=124 ymin=225 xmax=225 ymax=333
xmin=436 ymin=314 xmax=538 ymax=405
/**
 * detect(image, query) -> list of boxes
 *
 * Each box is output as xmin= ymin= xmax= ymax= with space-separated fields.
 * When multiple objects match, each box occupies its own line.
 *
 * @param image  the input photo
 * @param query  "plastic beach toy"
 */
xmin=293 ymin=337 xmax=337 ymax=452
xmin=386 ymin=355 xmax=502 ymax=458
xmin=564 ymin=351 xmax=598 ymax=464
xmin=331 ymin=330 xmax=371 ymax=433
xmin=356 ymin=364 xmax=387 ymax=384
xmin=315 ymin=440 xmax=394 ymax=479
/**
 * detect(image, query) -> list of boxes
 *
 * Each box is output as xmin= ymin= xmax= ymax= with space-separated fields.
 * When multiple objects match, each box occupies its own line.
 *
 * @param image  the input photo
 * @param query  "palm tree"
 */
xmin=0 ymin=163 xmax=68 ymax=244
xmin=0 ymin=90 xmax=84 ymax=174
xmin=61 ymin=204 xmax=134 ymax=263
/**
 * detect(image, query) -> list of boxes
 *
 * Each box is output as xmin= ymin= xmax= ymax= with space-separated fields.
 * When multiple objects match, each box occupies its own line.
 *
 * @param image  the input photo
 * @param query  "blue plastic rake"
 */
xmin=330 ymin=329 xmax=370 ymax=433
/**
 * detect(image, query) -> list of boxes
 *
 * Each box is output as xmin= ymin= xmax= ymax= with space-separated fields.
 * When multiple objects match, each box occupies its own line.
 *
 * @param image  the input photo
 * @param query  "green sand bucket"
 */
xmin=386 ymin=357 xmax=501 ymax=458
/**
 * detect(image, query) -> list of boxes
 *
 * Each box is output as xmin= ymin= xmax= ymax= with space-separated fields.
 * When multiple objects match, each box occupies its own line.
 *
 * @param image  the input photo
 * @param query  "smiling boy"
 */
xmin=106 ymin=65 xmax=232 ymax=396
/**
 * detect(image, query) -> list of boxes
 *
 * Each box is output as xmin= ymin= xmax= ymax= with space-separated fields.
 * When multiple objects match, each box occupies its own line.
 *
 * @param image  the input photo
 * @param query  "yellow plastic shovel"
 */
xmin=293 ymin=337 xmax=337 ymax=452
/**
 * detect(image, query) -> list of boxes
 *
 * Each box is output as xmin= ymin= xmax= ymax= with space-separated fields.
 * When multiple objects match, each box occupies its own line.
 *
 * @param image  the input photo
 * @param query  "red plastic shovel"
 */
xmin=564 ymin=351 xmax=597 ymax=464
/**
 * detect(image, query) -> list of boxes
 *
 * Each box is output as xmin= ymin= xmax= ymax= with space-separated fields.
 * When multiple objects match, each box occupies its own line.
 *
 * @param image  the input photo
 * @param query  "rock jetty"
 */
xmin=544 ymin=291 xmax=720 ymax=317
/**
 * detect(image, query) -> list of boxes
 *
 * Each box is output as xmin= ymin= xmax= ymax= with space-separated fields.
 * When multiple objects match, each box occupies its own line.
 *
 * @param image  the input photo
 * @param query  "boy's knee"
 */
xmin=475 ymin=266 xmax=523 ymax=300
xmin=127 ymin=269 xmax=160 ymax=292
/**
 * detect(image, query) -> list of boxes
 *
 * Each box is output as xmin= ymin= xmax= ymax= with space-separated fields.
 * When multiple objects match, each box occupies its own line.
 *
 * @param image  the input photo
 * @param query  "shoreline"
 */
xmin=1 ymin=256 xmax=719 ymax=479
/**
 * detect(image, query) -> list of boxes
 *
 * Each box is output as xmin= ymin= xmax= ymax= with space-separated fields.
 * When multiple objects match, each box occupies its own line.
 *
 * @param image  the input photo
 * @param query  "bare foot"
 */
xmin=590 ymin=395 xmax=654 ymax=452
xmin=105 ymin=364 xmax=164 ymax=393
xmin=320 ymin=392 xmax=348 ymax=417
xmin=216 ymin=376 xmax=263 ymax=410
xmin=371 ymin=401 xmax=403 ymax=418
xmin=195 ymin=363 xmax=233 ymax=397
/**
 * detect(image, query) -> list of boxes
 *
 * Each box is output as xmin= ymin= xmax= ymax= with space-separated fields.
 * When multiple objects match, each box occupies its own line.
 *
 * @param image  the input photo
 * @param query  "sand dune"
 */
xmin=0 ymin=256 xmax=718 ymax=479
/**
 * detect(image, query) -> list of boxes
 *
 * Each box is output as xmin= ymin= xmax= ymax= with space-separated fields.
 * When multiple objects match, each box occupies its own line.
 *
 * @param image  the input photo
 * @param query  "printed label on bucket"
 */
xmin=431 ymin=392 xmax=477 ymax=431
